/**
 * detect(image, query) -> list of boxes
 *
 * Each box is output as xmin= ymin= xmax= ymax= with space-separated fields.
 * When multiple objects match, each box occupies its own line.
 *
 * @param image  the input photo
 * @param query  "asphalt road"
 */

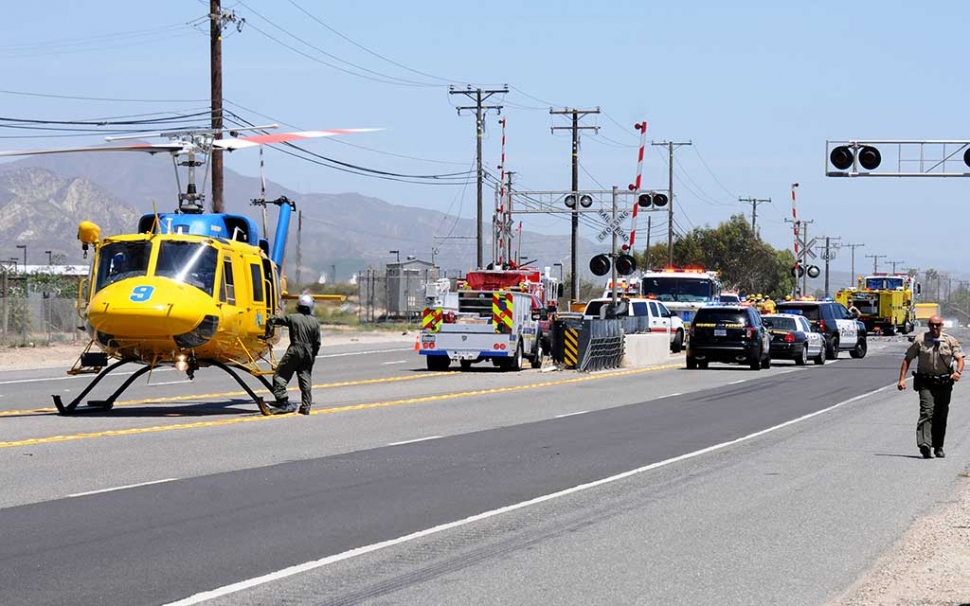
xmin=2 ymin=333 xmax=968 ymax=605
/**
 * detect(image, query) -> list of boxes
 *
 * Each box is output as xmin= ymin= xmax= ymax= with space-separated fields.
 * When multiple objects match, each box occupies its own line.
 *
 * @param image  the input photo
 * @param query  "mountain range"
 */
xmin=0 ymin=150 xmax=583 ymax=283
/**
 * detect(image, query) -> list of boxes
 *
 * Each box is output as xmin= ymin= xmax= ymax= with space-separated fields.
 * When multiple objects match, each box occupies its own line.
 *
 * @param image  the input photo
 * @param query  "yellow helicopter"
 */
xmin=0 ymin=126 xmax=376 ymax=415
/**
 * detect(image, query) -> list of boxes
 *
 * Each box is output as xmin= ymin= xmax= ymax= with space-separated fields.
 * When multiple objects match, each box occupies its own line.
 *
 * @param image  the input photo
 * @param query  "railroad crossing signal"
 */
xmin=564 ymin=194 xmax=594 ymax=208
xmin=636 ymin=191 xmax=668 ymax=208
xmin=590 ymin=253 xmax=637 ymax=276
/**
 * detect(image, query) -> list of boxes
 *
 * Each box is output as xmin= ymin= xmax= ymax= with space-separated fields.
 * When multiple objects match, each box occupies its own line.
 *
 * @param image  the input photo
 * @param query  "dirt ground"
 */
xmin=2 ymin=332 xmax=969 ymax=603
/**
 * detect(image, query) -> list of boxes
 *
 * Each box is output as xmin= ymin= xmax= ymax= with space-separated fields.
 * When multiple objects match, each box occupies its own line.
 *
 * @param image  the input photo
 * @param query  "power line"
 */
xmin=0 ymin=88 xmax=207 ymax=103
xmin=225 ymin=99 xmax=469 ymax=166
xmin=238 ymin=1 xmax=439 ymax=87
xmin=284 ymin=0 xmax=463 ymax=85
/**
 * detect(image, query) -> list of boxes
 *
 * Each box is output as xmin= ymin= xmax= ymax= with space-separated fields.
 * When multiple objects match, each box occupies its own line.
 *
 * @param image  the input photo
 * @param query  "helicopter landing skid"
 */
xmin=208 ymin=361 xmax=277 ymax=415
xmin=52 ymin=360 xmax=149 ymax=415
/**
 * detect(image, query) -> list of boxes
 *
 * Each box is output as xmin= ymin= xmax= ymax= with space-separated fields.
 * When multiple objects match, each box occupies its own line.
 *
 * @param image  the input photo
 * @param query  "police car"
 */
xmin=761 ymin=313 xmax=826 ymax=365
xmin=774 ymin=300 xmax=867 ymax=359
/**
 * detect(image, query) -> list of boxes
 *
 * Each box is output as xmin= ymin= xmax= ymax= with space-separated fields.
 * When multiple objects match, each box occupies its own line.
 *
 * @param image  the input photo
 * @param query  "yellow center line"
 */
xmin=0 ymin=364 xmax=681 ymax=449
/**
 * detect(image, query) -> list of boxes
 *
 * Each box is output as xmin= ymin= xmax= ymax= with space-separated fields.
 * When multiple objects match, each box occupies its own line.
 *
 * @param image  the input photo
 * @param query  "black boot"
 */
xmin=298 ymin=404 xmax=311 ymax=415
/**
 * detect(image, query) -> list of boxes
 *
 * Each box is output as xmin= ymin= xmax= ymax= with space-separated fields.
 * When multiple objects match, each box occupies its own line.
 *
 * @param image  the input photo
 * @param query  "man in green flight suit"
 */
xmin=268 ymin=293 xmax=321 ymax=415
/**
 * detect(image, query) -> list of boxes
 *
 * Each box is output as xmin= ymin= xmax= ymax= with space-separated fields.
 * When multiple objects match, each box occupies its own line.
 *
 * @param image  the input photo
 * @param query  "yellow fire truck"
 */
xmin=835 ymin=273 xmax=919 ymax=336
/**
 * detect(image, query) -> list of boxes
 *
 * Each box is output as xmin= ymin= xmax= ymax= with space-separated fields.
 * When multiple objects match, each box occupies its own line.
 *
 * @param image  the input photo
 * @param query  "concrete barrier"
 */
xmin=622 ymin=333 xmax=676 ymax=368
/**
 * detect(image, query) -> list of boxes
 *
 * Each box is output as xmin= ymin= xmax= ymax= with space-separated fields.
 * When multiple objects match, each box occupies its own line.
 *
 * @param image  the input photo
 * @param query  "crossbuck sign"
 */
xmin=596 ymin=209 xmax=630 ymax=242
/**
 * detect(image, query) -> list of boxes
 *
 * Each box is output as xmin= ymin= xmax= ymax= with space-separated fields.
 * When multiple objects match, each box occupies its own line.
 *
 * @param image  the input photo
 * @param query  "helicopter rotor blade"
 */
xmin=0 ymin=142 xmax=195 ymax=157
xmin=214 ymin=128 xmax=381 ymax=151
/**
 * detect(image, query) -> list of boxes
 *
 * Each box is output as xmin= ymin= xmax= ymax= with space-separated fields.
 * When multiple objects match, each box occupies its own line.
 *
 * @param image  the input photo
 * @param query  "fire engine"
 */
xmin=418 ymin=267 xmax=562 ymax=371
xmin=835 ymin=272 xmax=919 ymax=336
xmin=639 ymin=268 xmax=721 ymax=326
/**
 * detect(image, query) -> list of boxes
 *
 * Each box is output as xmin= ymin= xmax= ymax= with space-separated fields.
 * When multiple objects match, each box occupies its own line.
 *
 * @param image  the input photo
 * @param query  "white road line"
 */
xmin=728 ymin=379 xmax=746 ymax=385
xmin=1 ymin=348 xmax=414 ymax=385
xmin=317 ymin=348 xmax=412 ymax=359
xmin=387 ymin=435 xmax=442 ymax=446
xmin=381 ymin=360 xmax=408 ymax=366
xmin=68 ymin=478 xmax=178 ymax=498
xmin=147 ymin=380 xmax=193 ymax=386
xmin=661 ymin=392 xmax=682 ymax=398
xmin=162 ymin=380 xmax=900 ymax=606
xmin=0 ymin=367 xmax=174 ymax=386
xmin=555 ymin=411 xmax=589 ymax=418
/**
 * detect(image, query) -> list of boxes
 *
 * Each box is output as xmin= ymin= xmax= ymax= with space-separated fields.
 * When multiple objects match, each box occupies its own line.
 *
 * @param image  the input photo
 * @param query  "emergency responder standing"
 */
xmin=268 ymin=293 xmax=321 ymax=415
xmin=847 ymin=302 xmax=861 ymax=319
xmin=897 ymin=315 xmax=964 ymax=458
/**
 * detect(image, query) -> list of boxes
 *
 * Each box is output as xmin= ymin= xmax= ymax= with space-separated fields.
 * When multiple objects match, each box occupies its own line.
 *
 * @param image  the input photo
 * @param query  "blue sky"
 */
xmin=1 ymin=1 xmax=966 ymax=279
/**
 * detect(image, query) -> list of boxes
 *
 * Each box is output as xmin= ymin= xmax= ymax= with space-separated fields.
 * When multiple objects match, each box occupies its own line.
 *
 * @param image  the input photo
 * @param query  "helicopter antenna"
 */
xmin=258 ymin=147 xmax=268 ymax=237
xmin=150 ymin=200 xmax=161 ymax=235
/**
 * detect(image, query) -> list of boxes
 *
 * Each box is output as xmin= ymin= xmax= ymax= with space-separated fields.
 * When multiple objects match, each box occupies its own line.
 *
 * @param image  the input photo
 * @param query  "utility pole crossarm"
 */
xmin=739 ymin=196 xmax=771 ymax=236
xmin=865 ymin=253 xmax=888 ymax=274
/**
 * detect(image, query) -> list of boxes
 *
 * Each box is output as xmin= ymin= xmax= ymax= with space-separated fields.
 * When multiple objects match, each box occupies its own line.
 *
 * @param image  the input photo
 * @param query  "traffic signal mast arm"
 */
xmin=826 ymin=140 xmax=970 ymax=177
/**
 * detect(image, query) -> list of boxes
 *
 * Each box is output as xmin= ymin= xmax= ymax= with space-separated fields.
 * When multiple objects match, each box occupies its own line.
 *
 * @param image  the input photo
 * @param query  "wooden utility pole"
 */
xmin=450 ymin=86 xmax=508 ymax=269
xmin=739 ymin=196 xmax=771 ymax=236
xmin=652 ymin=140 xmax=691 ymax=265
xmin=210 ymin=0 xmax=224 ymax=213
xmin=842 ymin=243 xmax=864 ymax=286
xmin=551 ymin=107 xmax=600 ymax=302
xmin=644 ymin=215 xmax=652 ymax=270
xmin=208 ymin=3 xmax=244 ymax=213
xmin=866 ymin=253 xmax=887 ymax=273
xmin=818 ymin=236 xmax=840 ymax=298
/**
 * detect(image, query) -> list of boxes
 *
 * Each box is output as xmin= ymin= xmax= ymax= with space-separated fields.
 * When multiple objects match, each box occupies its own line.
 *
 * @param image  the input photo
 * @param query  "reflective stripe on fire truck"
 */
xmin=422 ymin=307 xmax=442 ymax=332
xmin=492 ymin=292 xmax=514 ymax=333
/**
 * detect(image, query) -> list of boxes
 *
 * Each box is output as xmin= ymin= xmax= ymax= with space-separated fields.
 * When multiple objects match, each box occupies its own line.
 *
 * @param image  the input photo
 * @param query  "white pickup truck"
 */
xmin=582 ymin=297 xmax=685 ymax=352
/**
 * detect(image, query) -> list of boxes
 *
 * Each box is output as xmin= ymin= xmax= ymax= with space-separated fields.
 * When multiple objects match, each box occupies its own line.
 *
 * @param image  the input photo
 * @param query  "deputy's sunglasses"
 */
xmin=928 ymin=322 xmax=943 ymax=327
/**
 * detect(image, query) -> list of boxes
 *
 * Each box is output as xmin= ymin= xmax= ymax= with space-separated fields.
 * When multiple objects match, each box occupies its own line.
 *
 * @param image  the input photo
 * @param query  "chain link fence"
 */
xmin=0 ymin=294 xmax=85 ymax=347
xmin=356 ymin=266 xmax=440 ymax=323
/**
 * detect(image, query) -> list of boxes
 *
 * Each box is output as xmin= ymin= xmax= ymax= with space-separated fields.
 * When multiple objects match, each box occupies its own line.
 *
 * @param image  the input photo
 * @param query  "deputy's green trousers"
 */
xmin=917 ymin=386 xmax=952 ymax=449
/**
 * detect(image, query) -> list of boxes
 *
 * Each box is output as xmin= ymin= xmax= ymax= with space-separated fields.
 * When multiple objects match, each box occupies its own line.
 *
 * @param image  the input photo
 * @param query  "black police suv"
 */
xmin=774 ymin=300 xmax=867 ymax=360
xmin=686 ymin=305 xmax=771 ymax=370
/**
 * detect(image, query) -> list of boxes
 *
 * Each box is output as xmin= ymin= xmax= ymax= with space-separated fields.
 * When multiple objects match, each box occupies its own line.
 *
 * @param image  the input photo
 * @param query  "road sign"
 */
xmin=596 ymin=209 xmax=630 ymax=242
xmin=798 ymin=246 xmax=817 ymax=261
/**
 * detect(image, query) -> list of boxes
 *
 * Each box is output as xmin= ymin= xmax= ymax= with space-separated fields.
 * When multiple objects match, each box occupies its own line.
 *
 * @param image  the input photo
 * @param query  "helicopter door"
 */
xmin=220 ymin=258 xmax=236 ymax=305
xmin=261 ymin=258 xmax=279 ymax=315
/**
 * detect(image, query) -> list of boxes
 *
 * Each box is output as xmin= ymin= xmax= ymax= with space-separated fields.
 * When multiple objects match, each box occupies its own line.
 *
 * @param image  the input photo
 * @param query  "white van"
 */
xmin=582 ymin=297 xmax=685 ymax=352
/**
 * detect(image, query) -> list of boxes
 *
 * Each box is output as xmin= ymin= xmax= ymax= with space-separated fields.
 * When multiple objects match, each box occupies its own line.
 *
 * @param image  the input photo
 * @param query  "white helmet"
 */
xmin=297 ymin=294 xmax=314 ymax=310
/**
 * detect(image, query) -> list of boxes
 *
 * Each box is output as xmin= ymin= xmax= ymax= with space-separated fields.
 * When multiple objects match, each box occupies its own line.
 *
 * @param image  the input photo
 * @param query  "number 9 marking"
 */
xmin=130 ymin=285 xmax=155 ymax=302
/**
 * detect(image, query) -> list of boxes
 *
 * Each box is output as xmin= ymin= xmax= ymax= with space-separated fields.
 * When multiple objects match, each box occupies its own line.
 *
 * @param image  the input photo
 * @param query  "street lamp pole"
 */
xmin=45 ymin=250 xmax=52 ymax=265
xmin=389 ymin=250 xmax=400 ymax=263
xmin=16 ymin=244 xmax=26 ymax=269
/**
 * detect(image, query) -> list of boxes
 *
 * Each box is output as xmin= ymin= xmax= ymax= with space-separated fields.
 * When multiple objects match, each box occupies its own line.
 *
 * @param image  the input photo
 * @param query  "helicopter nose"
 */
xmin=87 ymin=278 xmax=213 ymax=337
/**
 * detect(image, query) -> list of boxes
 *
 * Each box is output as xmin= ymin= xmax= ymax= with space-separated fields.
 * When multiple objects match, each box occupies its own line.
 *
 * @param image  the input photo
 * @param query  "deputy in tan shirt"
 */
xmin=897 ymin=315 xmax=964 ymax=459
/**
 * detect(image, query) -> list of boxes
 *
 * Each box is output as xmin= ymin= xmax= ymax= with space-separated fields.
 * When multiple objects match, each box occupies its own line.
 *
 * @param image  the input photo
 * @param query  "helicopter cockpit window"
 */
xmin=156 ymin=241 xmax=218 ymax=296
xmin=95 ymin=242 xmax=151 ymax=292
